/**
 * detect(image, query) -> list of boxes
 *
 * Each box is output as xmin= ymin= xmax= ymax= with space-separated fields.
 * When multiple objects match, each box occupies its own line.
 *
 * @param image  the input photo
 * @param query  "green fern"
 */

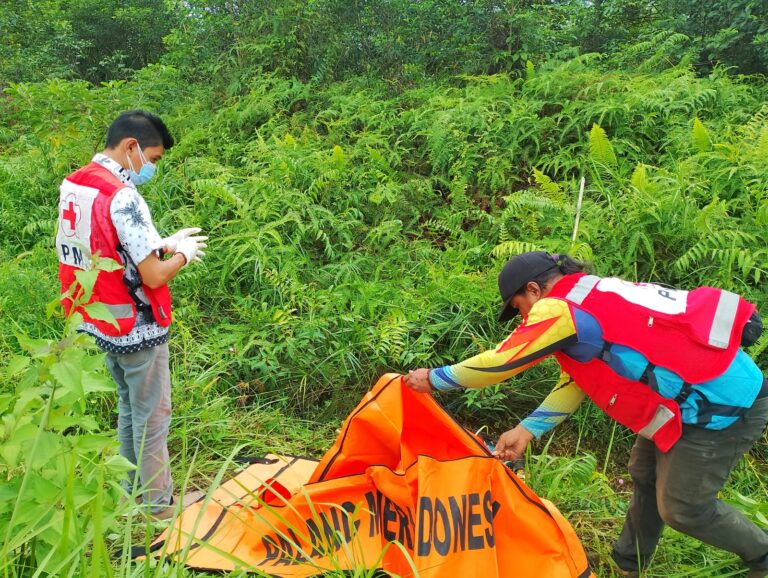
xmin=588 ymin=124 xmax=617 ymax=169
xmin=617 ymin=30 xmax=691 ymax=71
xmin=492 ymin=240 xmax=544 ymax=259
xmin=674 ymin=230 xmax=766 ymax=287
xmin=532 ymin=169 xmax=565 ymax=199
xmin=758 ymin=126 xmax=768 ymax=162
xmin=525 ymin=60 xmax=535 ymax=80
xmin=691 ymin=118 xmax=712 ymax=153
xmin=630 ymin=164 xmax=650 ymax=192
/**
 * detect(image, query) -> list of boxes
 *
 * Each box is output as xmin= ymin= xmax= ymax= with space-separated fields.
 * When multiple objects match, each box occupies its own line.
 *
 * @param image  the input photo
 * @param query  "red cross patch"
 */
xmin=60 ymin=193 xmax=81 ymax=237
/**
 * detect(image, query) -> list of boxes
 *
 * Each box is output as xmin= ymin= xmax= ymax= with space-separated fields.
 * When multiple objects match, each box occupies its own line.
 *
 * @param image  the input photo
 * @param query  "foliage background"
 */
xmin=1 ymin=1 xmax=767 ymax=576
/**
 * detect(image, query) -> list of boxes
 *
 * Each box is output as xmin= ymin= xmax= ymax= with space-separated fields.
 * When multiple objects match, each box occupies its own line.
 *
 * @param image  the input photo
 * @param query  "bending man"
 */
xmin=404 ymin=251 xmax=767 ymax=577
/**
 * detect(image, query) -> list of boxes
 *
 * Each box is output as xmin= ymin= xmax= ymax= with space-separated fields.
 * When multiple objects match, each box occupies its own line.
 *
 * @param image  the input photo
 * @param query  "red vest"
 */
xmin=56 ymin=162 xmax=172 ymax=336
xmin=546 ymin=273 xmax=755 ymax=452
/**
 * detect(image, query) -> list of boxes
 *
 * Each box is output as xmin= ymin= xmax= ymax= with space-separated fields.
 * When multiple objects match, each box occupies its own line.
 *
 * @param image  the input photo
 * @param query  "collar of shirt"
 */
xmin=92 ymin=153 xmax=135 ymax=188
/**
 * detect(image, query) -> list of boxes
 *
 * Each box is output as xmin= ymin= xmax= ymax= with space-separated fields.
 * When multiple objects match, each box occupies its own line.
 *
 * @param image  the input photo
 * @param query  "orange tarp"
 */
xmin=143 ymin=374 xmax=594 ymax=577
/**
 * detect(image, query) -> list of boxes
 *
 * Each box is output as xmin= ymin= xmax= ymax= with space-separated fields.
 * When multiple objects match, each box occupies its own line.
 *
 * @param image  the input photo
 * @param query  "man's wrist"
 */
xmin=173 ymin=251 xmax=188 ymax=265
xmin=429 ymin=367 xmax=462 ymax=391
xmin=518 ymin=420 xmax=544 ymax=440
xmin=517 ymin=424 xmax=535 ymax=441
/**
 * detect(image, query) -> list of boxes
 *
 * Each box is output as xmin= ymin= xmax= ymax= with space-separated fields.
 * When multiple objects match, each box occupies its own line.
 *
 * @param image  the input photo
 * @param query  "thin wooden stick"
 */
xmin=571 ymin=176 xmax=585 ymax=245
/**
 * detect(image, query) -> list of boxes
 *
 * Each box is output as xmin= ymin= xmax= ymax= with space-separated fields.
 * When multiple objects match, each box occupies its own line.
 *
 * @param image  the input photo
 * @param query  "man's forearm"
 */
xmin=138 ymin=251 xmax=186 ymax=288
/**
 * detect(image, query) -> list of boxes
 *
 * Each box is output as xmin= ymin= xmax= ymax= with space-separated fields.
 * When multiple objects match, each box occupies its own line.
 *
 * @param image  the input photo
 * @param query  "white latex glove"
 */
xmin=175 ymin=236 xmax=207 ymax=267
xmin=163 ymin=227 xmax=203 ymax=253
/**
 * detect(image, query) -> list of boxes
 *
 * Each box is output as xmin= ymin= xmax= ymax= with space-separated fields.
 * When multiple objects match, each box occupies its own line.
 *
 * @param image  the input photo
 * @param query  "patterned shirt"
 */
xmin=431 ymin=296 xmax=763 ymax=437
xmin=78 ymin=154 xmax=169 ymax=354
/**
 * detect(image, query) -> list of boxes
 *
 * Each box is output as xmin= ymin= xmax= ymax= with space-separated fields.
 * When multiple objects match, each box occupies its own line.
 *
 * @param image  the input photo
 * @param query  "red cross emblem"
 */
xmin=60 ymin=194 xmax=81 ymax=237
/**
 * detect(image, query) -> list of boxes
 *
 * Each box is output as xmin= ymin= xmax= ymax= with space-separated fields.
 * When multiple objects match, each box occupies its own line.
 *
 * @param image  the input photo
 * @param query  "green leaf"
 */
xmin=0 ymin=438 xmax=22 ymax=469
xmin=38 ymin=510 xmax=68 ymax=553
xmin=47 ymin=414 xmax=87 ymax=432
xmin=103 ymin=455 xmax=136 ymax=477
xmin=3 ymin=355 xmax=30 ymax=379
xmin=6 ymin=495 xmax=54 ymax=536
xmin=46 ymin=295 xmax=64 ymax=319
xmin=64 ymin=311 xmax=85 ymax=333
xmin=17 ymin=364 xmax=40 ymax=392
xmin=15 ymin=387 xmax=46 ymax=414
xmin=81 ymin=352 xmax=107 ymax=372
xmin=83 ymin=302 xmax=119 ymax=329
xmin=0 ymin=479 xmax=21 ymax=502
xmin=0 ymin=393 xmax=13 ymax=415
xmin=80 ymin=415 xmax=99 ymax=432
xmin=50 ymin=350 xmax=85 ymax=398
xmin=692 ymin=118 xmax=712 ymax=153
xmin=27 ymin=431 xmax=62 ymax=469
xmin=72 ymin=434 xmax=116 ymax=454
xmin=31 ymin=473 xmax=62 ymax=504
xmin=15 ymin=334 xmax=53 ymax=357
xmin=588 ymin=124 xmax=617 ymax=168
xmin=74 ymin=269 xmax=99 ymax=301
xmin=82 ymin=370 xmax=115 ymax=394
xmin=92 ymin=256 xmax=122 ymax=272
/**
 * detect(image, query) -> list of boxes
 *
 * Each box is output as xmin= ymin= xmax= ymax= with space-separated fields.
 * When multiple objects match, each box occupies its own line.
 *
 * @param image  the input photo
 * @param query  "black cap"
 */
xmin=498 ymin=251 xmax=560 ymax=322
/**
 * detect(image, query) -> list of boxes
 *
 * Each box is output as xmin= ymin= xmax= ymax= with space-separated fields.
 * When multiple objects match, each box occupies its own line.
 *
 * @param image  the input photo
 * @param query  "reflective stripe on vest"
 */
xmin=709 ymin=290 xmax=740 ymax=348
xmin=105 ymin=303 xmax=134 ymax=319
xmin=565 ymin=275 xmax=743 ymax=351
xmin=637 ymin=405 xmax=676 ymax=440
xmin=565 ymin=274 xmax=600 ymax=305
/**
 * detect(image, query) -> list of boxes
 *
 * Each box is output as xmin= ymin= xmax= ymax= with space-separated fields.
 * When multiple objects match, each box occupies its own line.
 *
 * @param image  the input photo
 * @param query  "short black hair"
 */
xmin=105 ymin=110 xmax=174 ymax=150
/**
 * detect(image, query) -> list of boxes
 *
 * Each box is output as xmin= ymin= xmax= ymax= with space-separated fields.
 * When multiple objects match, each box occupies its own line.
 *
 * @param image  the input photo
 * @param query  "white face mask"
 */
xmin=126 ymin=143 xmax=156 ymax=185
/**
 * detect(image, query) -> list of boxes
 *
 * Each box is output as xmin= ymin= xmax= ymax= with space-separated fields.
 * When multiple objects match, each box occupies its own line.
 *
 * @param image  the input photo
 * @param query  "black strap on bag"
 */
xmin=639 ymin=363 xmax=659 ymax=393
xmin=675 ymin=382 xmax=695 ymax=405
xmin=741 ymin=311 xmax=763 ymax=347
xmin=600 ymin=341 xmax=613 ymax=364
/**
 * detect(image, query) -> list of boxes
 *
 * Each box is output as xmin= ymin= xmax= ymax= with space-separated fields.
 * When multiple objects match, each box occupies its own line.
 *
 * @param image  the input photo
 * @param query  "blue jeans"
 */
xmin=106 ymin=343 xmax=173 ymax=512
xmin=612 ymin=395 xmax=768 ymax=571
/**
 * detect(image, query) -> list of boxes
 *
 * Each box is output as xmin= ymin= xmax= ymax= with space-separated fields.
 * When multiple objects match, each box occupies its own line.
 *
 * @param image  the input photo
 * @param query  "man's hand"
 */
xmin=403 ymin=368 xmax=433 ymax=393
xmin=493 ymin=425 xmax=534 ymax=461
xmin=175 ymin=236 xmax=207 ymax=266
xmin=163 ymin=227 xmax=204 ymax=253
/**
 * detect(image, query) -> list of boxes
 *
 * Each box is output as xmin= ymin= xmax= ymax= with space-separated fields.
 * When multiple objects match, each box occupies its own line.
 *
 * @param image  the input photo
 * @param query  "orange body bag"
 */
xmin=141 ymin=375 xmax=593 ymax=577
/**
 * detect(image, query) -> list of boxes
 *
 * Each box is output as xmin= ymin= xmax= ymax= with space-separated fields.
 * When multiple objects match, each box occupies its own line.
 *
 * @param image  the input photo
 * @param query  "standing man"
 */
xmin=56 ymin=110 xmax=207 ymax=519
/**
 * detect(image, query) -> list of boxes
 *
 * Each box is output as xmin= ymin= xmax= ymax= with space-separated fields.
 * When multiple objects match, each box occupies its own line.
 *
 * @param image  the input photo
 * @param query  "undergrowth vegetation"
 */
xmin=1 ymin=1 xmax=767 ymax=576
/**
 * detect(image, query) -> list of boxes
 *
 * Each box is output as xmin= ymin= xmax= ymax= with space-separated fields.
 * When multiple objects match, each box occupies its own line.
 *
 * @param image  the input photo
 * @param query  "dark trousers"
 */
xmin=611 ymin=396 xmax=768 ymax=571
